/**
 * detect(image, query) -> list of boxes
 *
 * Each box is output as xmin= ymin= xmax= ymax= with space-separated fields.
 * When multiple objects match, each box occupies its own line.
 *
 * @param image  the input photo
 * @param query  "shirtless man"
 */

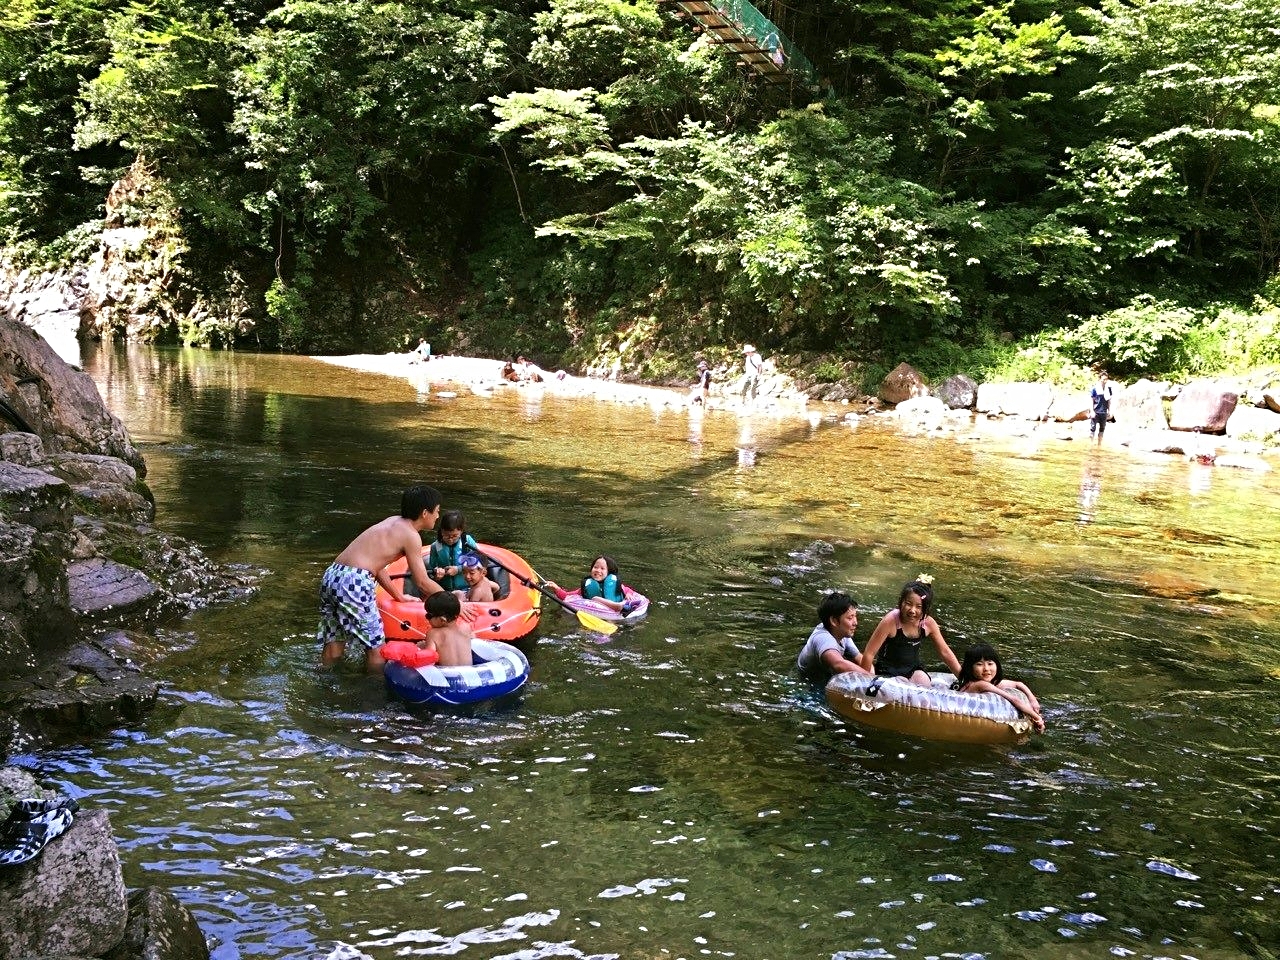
xmin=422 ymin=591 xmax=473 ymax=667
xmin=318 ymin=484 xmax=446 ymax=670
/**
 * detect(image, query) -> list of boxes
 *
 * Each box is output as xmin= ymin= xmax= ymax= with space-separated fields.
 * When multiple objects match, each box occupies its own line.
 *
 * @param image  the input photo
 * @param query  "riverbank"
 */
xmin=313 ymin=351 xmax=818 ymax=416
xmin=314 ymin=350 xmax=1279 ymax=470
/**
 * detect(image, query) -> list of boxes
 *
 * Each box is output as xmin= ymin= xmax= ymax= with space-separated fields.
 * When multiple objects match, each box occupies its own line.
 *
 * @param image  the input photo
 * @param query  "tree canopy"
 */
xmin=2 ymin=0 xmax=1279 ymax=374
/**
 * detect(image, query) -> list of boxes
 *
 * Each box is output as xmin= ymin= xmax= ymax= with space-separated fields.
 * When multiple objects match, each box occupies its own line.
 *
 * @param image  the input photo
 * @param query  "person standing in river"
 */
xmin=318 ymin=484 xmax=449 ymax=671
xmin=740 ymin=344 xmax=764 ymax=408
xmin=1089 ymin=369 xmax=1114 ymax=443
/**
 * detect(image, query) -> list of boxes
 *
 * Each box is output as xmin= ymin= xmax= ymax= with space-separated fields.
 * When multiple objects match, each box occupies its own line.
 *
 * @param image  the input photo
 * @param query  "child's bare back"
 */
xmin=423 ymin=590 xmax=473 ymax=667
xmin=429 ymin=621 xmax=474 ymax=667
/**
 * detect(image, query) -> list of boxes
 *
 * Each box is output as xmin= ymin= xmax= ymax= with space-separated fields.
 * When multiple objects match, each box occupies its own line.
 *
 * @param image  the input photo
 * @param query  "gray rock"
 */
xmin=104 ymin=887 xmax=210 ymax=960
xmin=0 ymin=433 xmax=47 ymax=466
xmin=0 ymin=766 xmax=41 ymax=798
xmin=0 ymin=810 xmax=128 ymax=959
xmin=1169 ymin=380 xmax=1238 ymax=433
xmin=49 ymin=453 xmax=139 ymax=488
xmin=11 ymin=675 xmax=160 ymax=733
xmin=0 ymin=317 xmax=143 ymax=473
xmin=975 ymin=381 xmax=1054 ymax=419
xmin=935 ymin=374 xmax=977 ymax=410
xmin=67 ymin=558 xmax=159 ymax=618
xmin=1046 ymin=387 xmax=1089 ymax=423
xmin=892 ymin=395 xmax=948 ymax=430
xmin=71 ymin=482 xmax=155 ymax=521
xmin=879 ymin=362 xmax=928 ymax=404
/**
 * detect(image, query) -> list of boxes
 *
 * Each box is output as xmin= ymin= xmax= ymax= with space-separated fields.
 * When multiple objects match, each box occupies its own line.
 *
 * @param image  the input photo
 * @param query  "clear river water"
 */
xmin=18 ymin=343 xmax=1280 ymax=959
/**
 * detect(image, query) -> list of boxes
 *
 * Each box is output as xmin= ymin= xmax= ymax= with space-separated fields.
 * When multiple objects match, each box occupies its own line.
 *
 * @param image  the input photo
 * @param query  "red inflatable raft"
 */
xmin=376 ymin=543 xmax=541 ymax=642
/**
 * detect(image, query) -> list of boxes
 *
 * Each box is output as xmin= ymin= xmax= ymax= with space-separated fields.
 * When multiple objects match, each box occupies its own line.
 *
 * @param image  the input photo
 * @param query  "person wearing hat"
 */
xmin=741 ymin=343 xmax=764 ymax=407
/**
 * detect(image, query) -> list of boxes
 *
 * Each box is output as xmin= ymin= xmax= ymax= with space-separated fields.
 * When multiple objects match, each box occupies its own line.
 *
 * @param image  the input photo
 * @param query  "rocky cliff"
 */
xmin=0 ymin=292 xmax=255 ymax=754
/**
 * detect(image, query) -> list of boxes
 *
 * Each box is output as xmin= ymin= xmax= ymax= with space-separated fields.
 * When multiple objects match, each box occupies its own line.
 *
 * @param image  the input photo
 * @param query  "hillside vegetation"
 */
xmin=2 ymin=0 xmax=1279 ymax=385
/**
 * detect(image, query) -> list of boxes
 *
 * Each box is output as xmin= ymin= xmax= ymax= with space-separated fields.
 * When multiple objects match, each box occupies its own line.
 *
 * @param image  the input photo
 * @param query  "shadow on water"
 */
xmin=21 ymin=341 xmax=1280 ymax=960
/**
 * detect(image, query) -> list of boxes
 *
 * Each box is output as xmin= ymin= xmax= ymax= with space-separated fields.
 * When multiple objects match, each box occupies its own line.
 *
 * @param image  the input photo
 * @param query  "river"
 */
xmin=22 ymin=343 xmax=1280 ymax=959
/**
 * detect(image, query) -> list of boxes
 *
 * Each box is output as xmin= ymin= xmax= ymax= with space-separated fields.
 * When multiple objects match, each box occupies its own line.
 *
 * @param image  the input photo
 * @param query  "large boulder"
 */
xmin=892 ymin=395 xmax=948 ymax=431
xmin=0 ymin=809 xmax=128 ymax=959
xmin=0 ymin=319 xmax=143 ymax=474
xmin=879 ymin=362 xmax=928 ymax=404
xmin=936 ymin=374 xmax=977 ymax=410
xmin=0 ymin=461 xmax=76 ymax=660
xmin=1112 ymin=379 xmax=1168 ymax=432
xmin=104 ymin=887 xmax=210 ymax=960
xmin=1263 ymin=386 xmax=1280 ymax=414
xmin=975 ymin=381 xmax=1054 ymax=419
xmin=1169 ymin=380 xmax=1238 ymax=433
xmin=1225 ymin=405 xmax=1280 ymax=441
xmin=1046 ymin=388 xmax=1089 ymax=423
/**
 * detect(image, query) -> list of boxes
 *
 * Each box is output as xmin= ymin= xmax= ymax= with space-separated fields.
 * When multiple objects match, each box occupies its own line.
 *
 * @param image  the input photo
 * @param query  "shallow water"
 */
xmin=18 ymin=343 xmax=1280 ymax=959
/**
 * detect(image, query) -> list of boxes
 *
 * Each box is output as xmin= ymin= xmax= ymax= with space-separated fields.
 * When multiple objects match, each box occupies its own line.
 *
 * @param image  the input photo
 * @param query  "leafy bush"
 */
xmin=1059 ymin=296 xmax=1199 ymax=375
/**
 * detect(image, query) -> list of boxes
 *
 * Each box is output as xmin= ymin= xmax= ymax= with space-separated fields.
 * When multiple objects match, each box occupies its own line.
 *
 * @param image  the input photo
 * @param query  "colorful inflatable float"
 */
xmin=560 ymin=584 xmax=650 ymax=622
xmin=376 ymin=543 xmax=541 ymax=642
xmin=825 ymin=672 xmax=1034 ymax=745
xmin=382 ymin=638 xmax=530 ymax=706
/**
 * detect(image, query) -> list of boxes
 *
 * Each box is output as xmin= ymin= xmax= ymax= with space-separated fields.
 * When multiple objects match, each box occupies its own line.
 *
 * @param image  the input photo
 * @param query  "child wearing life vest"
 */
xmin=544 ymin=554 xmax=641 ymax=615
xmin=428 ymin=509 xmax=478 ymax=592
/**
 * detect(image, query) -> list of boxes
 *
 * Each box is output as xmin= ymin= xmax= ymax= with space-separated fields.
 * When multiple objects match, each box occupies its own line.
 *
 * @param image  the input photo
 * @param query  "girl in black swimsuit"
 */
xmin=862 ymin=578 xmax=961 ymax=686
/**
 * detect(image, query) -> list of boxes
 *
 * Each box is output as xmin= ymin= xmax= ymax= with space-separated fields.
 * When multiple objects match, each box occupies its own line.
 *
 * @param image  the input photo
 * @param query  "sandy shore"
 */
xmin=312 ymin=351 xmax=813 ymax=417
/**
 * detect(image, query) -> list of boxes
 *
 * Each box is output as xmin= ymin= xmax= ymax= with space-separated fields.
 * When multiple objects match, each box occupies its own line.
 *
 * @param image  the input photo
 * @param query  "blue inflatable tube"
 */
xmin=384 ymin=638 xmax=530 ymax=705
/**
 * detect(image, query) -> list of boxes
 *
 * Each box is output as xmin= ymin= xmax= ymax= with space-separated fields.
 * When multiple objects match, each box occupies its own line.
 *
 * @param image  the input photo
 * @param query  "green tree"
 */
xmin=1061 ymin=0 xmax=1280 ymax=287
xmin=0 ymin=0 xmax=116 ymax=251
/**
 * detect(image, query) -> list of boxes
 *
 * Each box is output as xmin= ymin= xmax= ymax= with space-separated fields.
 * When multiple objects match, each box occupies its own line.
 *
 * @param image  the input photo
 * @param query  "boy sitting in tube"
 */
xmin=422 ymin=591 xmax=474 ymax=667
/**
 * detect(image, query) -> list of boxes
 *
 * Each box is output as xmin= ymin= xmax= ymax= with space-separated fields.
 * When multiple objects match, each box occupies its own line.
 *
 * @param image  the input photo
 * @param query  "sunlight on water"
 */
xmin=13 ymin=343 xmax=1278 ymax=960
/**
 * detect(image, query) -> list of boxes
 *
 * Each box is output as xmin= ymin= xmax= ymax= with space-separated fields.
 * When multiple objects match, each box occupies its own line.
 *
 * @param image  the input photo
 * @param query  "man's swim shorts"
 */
xmin=317 ymin=562 xmax=384 ymax=651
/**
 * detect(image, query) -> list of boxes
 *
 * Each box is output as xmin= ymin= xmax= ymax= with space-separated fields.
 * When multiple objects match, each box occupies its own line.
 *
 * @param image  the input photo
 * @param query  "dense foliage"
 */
xmin=2 ymin=0 xmax=1279 ymax=378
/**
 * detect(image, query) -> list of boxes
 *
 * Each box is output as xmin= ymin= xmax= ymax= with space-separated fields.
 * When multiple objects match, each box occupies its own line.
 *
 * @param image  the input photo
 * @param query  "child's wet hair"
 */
xmin=425 ymin=590 xmax=461 ymax=620
xmin=437 ymin=509 xmax=466 ymax=535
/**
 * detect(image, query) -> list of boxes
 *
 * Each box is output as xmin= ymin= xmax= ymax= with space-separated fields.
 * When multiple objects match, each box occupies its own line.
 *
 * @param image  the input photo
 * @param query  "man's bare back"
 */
xmin=335 ymin=514 xmax=440 ymax=602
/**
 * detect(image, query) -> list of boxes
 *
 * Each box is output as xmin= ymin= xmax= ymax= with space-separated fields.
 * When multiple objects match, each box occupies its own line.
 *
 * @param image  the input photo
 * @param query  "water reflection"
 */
xmin=1077 ymin=460 xmax=1102 ymax=524
xmin=1188 ymin=460 xmax=1213 ymax=496
xmin=735 ymin=420 xmax=756 ymax=469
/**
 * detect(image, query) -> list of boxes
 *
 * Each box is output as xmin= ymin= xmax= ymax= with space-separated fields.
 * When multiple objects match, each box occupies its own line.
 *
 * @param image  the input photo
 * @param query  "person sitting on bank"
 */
xmin=514 ymin=355 xmax=544 ymax=383
xmin=797 ymin=591 xmax=871 ymax=679
xmin=410 ymin=338 xmax=431 ymax=363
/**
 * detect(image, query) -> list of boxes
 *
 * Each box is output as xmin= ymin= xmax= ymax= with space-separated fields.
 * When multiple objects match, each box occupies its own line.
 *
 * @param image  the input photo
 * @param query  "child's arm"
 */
xmin=924 ymin=617 xmax=961 ymax=675
xmin=1000 ymin=679 xmax=1041 ymax=713
xmin=962 ymin=679 xmax=1044 ymax=732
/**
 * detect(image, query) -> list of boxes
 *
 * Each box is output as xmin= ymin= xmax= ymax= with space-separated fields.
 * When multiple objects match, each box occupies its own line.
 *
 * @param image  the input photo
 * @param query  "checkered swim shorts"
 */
xmin=317 ymin=562 xmax=385 ymax=651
